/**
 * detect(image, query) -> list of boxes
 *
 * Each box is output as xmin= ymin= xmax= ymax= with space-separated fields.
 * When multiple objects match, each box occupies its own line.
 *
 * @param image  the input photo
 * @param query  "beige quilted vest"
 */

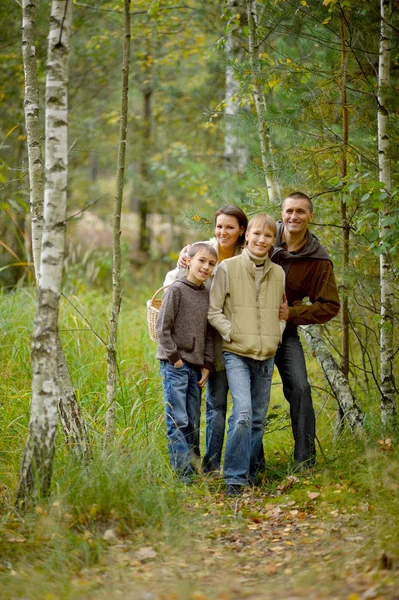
xmin=222 ymin=251 xmax=285 ymax=360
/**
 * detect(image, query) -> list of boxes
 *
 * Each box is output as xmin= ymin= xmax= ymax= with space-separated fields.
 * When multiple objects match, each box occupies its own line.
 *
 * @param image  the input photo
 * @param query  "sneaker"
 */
xmin=225 ymin=484 xmax=243 ymax=497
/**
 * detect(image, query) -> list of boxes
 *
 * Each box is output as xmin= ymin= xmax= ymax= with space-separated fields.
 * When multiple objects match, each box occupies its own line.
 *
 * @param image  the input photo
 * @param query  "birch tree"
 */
xmin=377 ymin=0 xmax=397 ymax=429
xmin=104 ymin=0 xmax=131 ymax=447
xmin=301 ymin=325 xmax=364 ymax=435
xmin=17 ymin=0 xmax=73 ymax=502
xmin=335 ymin=7 xmax=350 ymax=437
xmin=21 ymin=0 xmax=90 ymax=461
xmin=224 ymin=1 xmax=247 ymax=174
xmin=22 ymin=0 xmax=43 ymax=277
xmin=246 ymin=0 xmax=279 ymax=202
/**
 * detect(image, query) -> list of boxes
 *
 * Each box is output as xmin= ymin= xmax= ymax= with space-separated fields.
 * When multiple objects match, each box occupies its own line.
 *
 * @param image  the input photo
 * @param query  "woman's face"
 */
xmin=215 ymin=214 xmax=244 ymax=251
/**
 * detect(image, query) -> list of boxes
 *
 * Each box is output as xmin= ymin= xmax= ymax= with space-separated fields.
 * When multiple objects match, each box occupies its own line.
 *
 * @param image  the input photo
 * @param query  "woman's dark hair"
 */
xmin=214 ymin=205 xmax=248 ymax=247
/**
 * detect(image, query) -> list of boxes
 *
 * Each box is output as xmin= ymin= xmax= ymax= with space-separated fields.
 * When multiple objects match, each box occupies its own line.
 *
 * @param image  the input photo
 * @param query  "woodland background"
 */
xmin=0 ymin=1 xmax=399 ymax=598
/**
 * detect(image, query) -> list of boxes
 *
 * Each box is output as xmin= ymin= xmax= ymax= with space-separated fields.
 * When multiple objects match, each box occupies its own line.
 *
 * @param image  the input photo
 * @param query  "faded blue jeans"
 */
xmin=160 ymin=360 xmax=201 ymax=478
xmin=223 ymin=352 xmax=274 ymax=486
xmin=202 ymin=369 xmax=229 ymax=472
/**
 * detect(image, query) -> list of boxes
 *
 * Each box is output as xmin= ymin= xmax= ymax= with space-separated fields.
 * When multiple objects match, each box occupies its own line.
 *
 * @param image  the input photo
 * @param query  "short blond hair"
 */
xmin=247 ymin=214 xmax=277 ymax=236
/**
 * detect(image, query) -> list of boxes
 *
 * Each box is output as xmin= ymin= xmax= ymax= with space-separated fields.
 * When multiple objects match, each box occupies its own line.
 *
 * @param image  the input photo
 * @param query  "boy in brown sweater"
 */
xmin=156 ymin=243 xmax=217 ymax=483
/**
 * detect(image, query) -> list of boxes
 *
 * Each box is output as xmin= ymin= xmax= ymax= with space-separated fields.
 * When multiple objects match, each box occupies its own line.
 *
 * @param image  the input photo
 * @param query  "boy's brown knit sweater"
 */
xmin=155 ymin=279 xmax=214 ymax=371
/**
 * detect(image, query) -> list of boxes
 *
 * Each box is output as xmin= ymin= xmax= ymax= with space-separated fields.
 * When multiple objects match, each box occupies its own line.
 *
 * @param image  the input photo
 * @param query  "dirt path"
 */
xmin=79 ymin=485 xmax=399 ymax=600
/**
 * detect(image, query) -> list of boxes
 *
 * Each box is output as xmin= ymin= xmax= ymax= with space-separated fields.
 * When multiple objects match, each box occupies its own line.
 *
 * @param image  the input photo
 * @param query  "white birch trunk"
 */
xmin=300 ymin=325 xmax=364 ymax=435
xmin=17 ymin=0 xmax=73 ymax=502
xmin=247 ymin=0 xmax=279 ymax=203
xmin=104 ymin=0 xmax=131 ymax=448
xmin=22 ymin=0 xmax=44 ymax=278
xmin=21 ymin=0 xmax=90 ymax=461
xmin=224 ymin=0 xmax=247 ymax=173
xmin=378 ymin=0 xmax=397 ymax=429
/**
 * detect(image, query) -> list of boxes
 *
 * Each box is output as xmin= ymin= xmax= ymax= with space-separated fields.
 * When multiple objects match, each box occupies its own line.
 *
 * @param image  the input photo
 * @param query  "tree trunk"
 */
xmin=56 ymin=335 xmax=91 ymax=457
xmin=18 ymin=0 xmax=73 ymax=503
xmin=246 ymin=0 xmax=279 ymax=203
xmin=104 ymin=0 xmax=131 ymax=448
xmin=139 ymin=83 xmax=152 ymax=254
xmin=22 ymin=0 xmax=44 ymax=279
xmin=336 ymin=10 xmax=351 ymax=439
xmin=377 ymin=0 xmax=397 ymax=430
xmin=300 ymin=325 xmax=364 ymax=435
xmin=21 ymin=0 xmax=90 ymax=461
xmin=224 ymin=0 xmax=248 ymax=174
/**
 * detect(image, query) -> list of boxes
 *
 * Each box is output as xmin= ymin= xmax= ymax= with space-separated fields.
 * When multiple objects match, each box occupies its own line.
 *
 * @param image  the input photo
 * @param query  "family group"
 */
xmin=155 ymin=192 xmax=340 ymax=496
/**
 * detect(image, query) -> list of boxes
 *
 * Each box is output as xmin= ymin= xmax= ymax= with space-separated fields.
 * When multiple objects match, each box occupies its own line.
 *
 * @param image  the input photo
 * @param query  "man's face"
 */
xmin=282 ymin=197 xmax=314 ymax=236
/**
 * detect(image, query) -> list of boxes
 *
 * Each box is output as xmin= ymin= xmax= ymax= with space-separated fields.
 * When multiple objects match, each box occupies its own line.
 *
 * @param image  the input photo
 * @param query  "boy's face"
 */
xmin=245 ymin=224 xmax=275 ymax=258
xmin=186 ymin=250 xmax=217 ymax=286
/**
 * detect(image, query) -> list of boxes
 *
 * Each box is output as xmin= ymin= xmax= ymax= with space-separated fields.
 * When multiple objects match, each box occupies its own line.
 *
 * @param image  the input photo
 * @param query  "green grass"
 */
xmin=0 ymin=283 xmax=399 ymax=598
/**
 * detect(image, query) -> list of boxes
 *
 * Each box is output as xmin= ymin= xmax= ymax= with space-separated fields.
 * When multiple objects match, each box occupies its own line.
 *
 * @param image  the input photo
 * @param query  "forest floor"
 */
xmin=69 ymin=476 xmax=399 ymax=600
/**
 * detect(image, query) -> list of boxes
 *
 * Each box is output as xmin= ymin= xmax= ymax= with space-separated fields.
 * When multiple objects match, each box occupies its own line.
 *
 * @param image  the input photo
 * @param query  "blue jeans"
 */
xmin=274 ymin=328 xmax=316 ymax=465
xmin=202 ymin=369 xmax=229 ymax=472
xmin=160 ymin=360 xmax=202 ymax=478
xmin=223 ymin=352 xmax=274 ymax=486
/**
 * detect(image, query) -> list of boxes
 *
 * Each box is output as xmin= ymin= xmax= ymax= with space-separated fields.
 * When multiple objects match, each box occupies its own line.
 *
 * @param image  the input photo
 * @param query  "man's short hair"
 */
xmin=283 ymin=192 xmax=313 ymax=212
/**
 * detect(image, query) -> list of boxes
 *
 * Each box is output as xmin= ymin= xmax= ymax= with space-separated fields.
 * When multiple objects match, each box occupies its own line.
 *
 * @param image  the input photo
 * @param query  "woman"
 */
xmin=164 ymin=205 xmax=248 ymax=473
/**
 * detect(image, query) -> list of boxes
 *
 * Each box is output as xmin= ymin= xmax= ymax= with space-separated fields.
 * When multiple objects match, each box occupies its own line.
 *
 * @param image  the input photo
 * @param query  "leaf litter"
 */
xmin=74 ymin=482 xmax=399 ymax=600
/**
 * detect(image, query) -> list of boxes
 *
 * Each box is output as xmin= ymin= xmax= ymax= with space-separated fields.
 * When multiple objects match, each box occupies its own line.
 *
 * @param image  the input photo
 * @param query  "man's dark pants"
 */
xmin=256 ymin=327 xmax=316 ymax=469
xmin=274 ymin=327 xmax=316 ymax=465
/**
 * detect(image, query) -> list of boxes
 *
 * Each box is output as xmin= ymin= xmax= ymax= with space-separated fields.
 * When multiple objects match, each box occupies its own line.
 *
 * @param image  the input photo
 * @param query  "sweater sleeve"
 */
xmin=208 ymin=263 xmax=232 ymax=342
xmin=155 ymin=286 xmax=182 ymax=364
xmin=288 ymin=260 xmax=340 ymax=326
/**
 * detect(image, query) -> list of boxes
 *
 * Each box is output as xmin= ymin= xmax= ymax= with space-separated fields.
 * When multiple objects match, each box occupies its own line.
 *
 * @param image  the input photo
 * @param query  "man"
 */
xmin=271 ymin=191 xmax=340 ymax=468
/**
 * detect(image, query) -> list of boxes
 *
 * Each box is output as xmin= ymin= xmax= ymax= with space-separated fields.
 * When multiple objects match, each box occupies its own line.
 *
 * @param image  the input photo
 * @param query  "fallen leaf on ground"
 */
xmin=135 ymin=546 xmax=157 ymax=561
xmin=307 ymin=491 xmax=320 ymax=500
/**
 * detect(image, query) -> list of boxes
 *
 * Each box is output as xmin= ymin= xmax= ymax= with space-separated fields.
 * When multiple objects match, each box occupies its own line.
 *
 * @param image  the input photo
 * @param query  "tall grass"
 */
xmin=1 ymin=279 xmax=398 ymax=598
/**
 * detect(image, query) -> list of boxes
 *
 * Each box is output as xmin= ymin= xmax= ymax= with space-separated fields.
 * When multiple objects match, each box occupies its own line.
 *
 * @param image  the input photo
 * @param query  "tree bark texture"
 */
xmin=21 ymin=0 xmax=90 ymax=461
xmin=247 ymin=0 xmax=279 ymax=203
xmin=56 ymin=334 xmax=91 ymax=459
xmin=336 ymin=10 xmax=351 ymax=439
xmin=17 ymin=0 xmax=73 ymax=503
xmin=22 ymin=0 xmax=44 ymax=278
xmin=377 ymin=0 xmax=397 ymax=429
xmin=104 ymin=0 xmax=131 ymax=448
xmin=300 ymin=325 xmax=364 ymax=435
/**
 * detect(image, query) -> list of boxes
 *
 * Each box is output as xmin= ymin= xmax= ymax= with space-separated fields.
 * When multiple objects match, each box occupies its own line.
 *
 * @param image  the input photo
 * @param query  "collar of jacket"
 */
xmin=241 ymin=248 xmax=272 ymax=277
xmin=272 ymin=221 xmax=331 ymax=267
xmin=179 ymin=278 xmax=205 ymax=291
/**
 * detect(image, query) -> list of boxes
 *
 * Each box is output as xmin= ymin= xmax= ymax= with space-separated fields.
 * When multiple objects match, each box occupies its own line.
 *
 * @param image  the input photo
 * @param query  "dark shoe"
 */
xmin=225 ymin=484 xmax=243 ymax=497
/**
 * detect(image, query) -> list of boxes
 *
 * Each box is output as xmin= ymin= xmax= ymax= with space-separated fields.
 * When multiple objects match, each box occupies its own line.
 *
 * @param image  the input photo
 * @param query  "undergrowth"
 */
xmin=0 ymin=285 xmax=398 ymax=598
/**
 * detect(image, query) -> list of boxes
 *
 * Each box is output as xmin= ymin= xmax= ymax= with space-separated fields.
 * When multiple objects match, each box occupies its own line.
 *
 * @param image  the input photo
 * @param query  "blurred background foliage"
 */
xmin=0 ymin=0 xmax=398 ymax=412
